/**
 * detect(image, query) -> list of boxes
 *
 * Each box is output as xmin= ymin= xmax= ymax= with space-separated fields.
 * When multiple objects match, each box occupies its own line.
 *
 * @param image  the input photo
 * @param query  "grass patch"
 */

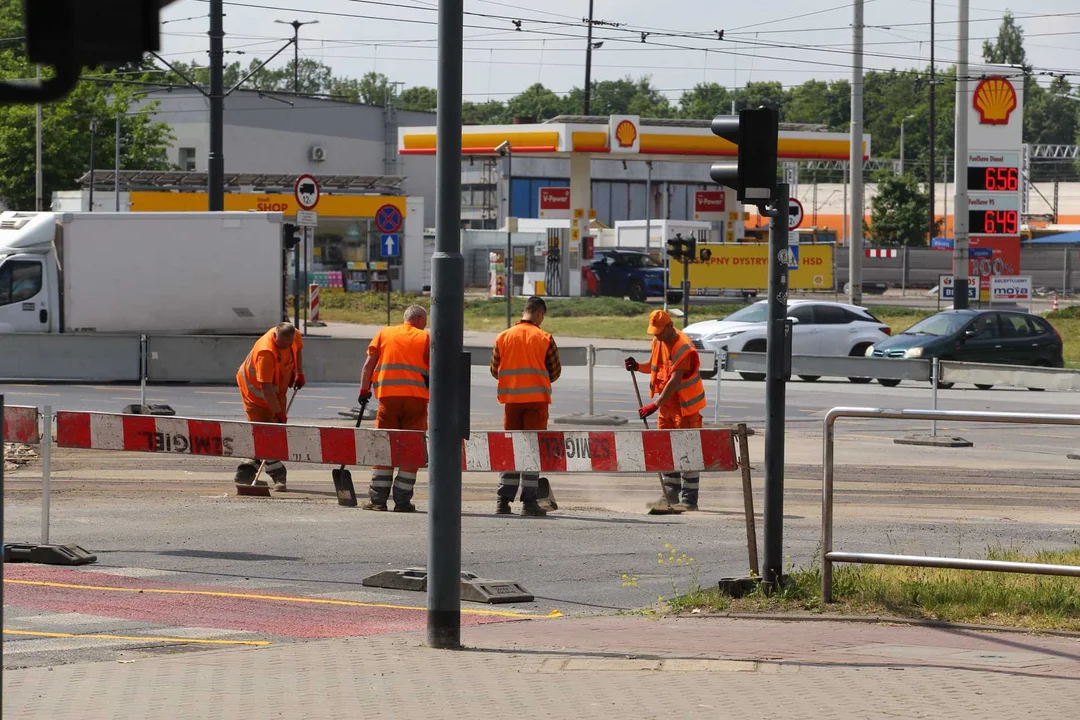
xmin=660 ymin=547 xmax=1080 ymax=632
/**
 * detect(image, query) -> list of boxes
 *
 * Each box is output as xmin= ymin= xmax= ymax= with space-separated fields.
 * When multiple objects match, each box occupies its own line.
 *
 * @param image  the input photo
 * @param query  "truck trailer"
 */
xmin=0 ymin=211 xmax=284 ymax=334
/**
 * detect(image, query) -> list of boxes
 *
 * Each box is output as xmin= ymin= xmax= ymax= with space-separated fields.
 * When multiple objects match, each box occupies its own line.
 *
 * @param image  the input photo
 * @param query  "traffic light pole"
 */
xmin=682 ymin=258 xmax=690 ymax=329
xmin=763 ymin=183 xmax=790 ymax=586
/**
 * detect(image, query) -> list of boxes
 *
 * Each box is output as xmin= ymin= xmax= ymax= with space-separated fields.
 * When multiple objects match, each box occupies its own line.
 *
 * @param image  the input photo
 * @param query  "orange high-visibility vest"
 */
xmin=494 ymin=321 xmax=552 ymax=404
xmin=237 ymin=328 xmax=301 ymax=411
xmin=649 ymin=330 xmax=706 ymax=417
xmin=371 ymin=324 xmax=430 ymax=400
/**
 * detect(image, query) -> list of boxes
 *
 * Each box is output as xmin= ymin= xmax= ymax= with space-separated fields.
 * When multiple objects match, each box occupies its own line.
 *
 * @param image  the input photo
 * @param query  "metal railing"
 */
xmin=821 ymin=406 xmax=1080 ymax=603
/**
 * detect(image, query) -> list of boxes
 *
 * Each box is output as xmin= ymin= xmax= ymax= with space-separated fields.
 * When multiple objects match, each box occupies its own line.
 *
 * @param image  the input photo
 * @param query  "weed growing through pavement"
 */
xmin=621 ymin=543 xmax=710 ymax=614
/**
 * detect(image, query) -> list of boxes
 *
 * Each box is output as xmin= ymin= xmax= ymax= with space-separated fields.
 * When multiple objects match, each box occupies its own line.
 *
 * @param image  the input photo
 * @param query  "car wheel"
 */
xmin=878 ymin=378 xmax=901 ymax=387
xmin=936 ymin=380 xmax=955 ymax=389
xmin=974 ymin=383 xmax=994 ymax=390
xmin=847 ymin=344 xmax=873 ymax=383
xmin=799 ymin=375 xmax=821 ymax=382
xmin=627 ymin=280 xmax=646 ymax=303
xmin=739 ymin=372 xmax=766 ymax=382
xmin=738 ymin=340 xmax=766 ymax=381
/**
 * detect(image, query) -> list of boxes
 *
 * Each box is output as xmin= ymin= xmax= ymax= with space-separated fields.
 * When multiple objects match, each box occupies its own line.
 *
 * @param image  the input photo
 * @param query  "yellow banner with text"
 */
xmin=669 ymin=244 xmax=834 ymax=293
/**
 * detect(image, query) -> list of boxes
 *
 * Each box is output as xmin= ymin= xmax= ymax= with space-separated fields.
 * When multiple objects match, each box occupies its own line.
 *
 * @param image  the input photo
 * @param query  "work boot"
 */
xmin=233 ymin=463 xmax=259 ymax=485
xmin=495 ymin=497 xmax=512 ymax=515
xmin=520 ymin=499 xmax=547 ymax=517
xmin=393 ymin=501 xmax=416 ymax=513
xmin=267 ymin=467 xmax=287 ymax=493
xmin=361 ymin=501 xmax=388 ymax=511
xmin=679 ymin=497 xmax=699 ymax=511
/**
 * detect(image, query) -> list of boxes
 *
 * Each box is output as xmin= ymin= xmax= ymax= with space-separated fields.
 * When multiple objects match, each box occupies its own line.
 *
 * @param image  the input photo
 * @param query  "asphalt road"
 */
xmin=4 ymin=371 xmax=1080 ymax=668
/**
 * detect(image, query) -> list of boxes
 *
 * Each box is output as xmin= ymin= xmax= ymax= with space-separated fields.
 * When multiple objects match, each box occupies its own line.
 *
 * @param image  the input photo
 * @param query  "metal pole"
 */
xmin=764 ymin=183 xmax=790 ymax=585
xmin=41 ymin=406 xmax=52 ymax=545
xmin=645 ymin=161 xmax=653 ymax=256
xmin=505 ymin=149 xmax=512 ymax=329
xmin=208 ymin=0 xmax=225 ymax=211
xmin=681 ymin=250 xmax=690 ymax=329
xmin=293 ymin=23 xmax=300 ymax=92
xmin=293 ymin=244 xmax=300 ymax=328
xmin=114 ymin=113 xmax=121 ymax=211
xmin=902 ymin=246 xmax=908 ymax=296
xmin=35 ymin=66 xmax=43 ymax=211
xmin=140 ymin=334 xmax=147 ymax=408
xmin=931 ymin=357 xmax=940 ymax=437
xmin=952 ymin=0 xmax=970 ymax=309
xmin=713 ymin=357 xmax=722 ymax=425
xmin=848 ymin=0 xmax=864 ymax=305
xmin=899 ymin=119 xmax=905 ymax=175
xmin=428 ymin=0 xmax=465 ymax=650
xmin=302 ymin=227 xmax=309 ymax=334
xmin=583 ymin=0 xmax=594 ymax=115
xmin=928 ymin=0 xmax=937 ymax=245
xmin=88 ymin=118 xmax=96 ymax=212
xmin=821 ymin=412 xmax=835 ymax=602
xmin=587 ymin=345 xmax=595 ymax=416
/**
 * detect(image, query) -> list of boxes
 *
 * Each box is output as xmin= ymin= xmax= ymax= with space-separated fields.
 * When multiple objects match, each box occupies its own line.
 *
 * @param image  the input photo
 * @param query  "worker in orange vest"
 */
xmin=490 ymin=296 xmax=562 ymax=516
xmin=357 ymin=305 xmax=431 ymax=512
xmin=625 ymin=310 xmax=707 ymax=511
xmin=234 ymin=322 xmax=305 ymax=491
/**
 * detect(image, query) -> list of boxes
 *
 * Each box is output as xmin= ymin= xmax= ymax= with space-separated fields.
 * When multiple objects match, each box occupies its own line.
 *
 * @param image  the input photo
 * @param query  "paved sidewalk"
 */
xmin=4 ymin=614 xmax=1077 ymax=719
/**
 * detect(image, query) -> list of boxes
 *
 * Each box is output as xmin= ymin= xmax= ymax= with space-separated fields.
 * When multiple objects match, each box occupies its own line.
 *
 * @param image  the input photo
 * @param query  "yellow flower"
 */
xmin=658 ymin=559 xmax=663 ymax=564
xmin=664 ymin=543 xmax=672 ymax=550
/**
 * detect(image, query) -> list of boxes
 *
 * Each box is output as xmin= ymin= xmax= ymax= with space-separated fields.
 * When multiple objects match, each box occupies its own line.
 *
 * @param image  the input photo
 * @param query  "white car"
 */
xmin=684 ymin=300 xmax=893 ymax=382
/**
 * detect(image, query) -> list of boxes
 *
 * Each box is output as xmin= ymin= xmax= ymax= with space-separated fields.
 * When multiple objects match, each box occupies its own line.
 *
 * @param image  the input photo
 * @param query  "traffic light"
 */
xmin=709 ymin=107 xmax=779 ymax=206
xmin=665 ymin=234 xmax=696 ymax=262
xmin=283 ymin=223 xmax=301 ymax=250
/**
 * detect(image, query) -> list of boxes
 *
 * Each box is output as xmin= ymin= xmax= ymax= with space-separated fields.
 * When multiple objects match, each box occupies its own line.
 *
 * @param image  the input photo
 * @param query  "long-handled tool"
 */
xmin=629 ymin=368 xmax=684 ymax=516
xmin=237 ymin=388 xmax=299 ymax=498
xmin=331 ymin=399 xmax=367 ymax=507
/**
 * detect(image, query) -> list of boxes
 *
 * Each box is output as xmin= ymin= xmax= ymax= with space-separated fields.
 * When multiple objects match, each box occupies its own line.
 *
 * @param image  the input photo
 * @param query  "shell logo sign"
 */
xmin=973 ymin=76 xmax=1017 ymax=125
xmin=608 ymin=115 xmax=640 ymax=154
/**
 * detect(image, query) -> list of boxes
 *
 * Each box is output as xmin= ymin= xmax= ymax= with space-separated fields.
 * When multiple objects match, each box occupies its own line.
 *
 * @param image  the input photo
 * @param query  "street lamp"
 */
xmin=899 ymin=113 xmax=915 ymax=175
xmin=274 ymin=19 xmax=319 ymax=93
xmin=496 ymin=140 xmax=513 ymax=328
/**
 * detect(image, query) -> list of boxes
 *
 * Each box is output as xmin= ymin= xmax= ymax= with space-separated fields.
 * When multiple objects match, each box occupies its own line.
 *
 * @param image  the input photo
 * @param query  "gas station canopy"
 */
xmin=398 ymin=114 xmax=870 ymax=162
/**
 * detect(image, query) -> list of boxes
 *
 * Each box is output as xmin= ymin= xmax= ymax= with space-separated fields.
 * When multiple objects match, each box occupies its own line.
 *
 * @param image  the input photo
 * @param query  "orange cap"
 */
xmin=647 ymin=310 xmax=672 ymax=336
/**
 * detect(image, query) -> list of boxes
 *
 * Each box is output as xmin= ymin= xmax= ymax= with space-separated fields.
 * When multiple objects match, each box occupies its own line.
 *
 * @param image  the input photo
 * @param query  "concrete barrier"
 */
xmin=941 ymin=361 xmax=1080 ymax=391
xmin=726 ymin=352 xmax=930 ymax=382
xmin=0 ymin=333 xmax=140 ymax=382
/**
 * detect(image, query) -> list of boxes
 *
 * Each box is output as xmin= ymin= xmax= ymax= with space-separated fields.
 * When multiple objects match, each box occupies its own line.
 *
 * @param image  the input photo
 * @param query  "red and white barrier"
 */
xmin=44 ymin=411 xmax=738 ymax=474
xmin=462 ymin=428 xmax=738 ymax=474
xmin=309 ymin=283 xmax=321 ymax=324
xmin=1053 ymin=295 xmax=1060 ymax=312
xmin=3 ymin=405 xmax=40 ymax=444
xmin=865 ymin=248 xmax=899 ymax=258
xmin=54 ymin=412 xmax=426 ymax=468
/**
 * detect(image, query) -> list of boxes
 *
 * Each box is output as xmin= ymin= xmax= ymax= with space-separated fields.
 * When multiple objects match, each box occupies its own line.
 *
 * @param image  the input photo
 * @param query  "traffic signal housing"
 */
xmin=283 ymin=223 xmax=301 ymax=250
xmin=710 ymin=107 xmax=779 ymax=206
xmin=666 ymin=234 xmax=696 ymax=262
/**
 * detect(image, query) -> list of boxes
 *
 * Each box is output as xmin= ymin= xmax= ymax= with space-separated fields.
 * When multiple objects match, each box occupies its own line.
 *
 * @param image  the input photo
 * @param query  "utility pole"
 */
xmin=208 ymin=0 xmax=224 ymax=211
xmin=275 ymin=19 xmax=319 ymax=93
xmin=35 ymin=66 xmax=43 ymax=211
xmin=929 ymin=0 xmax=936 ymax=243
xmin=88 ymin=118 xmax=96 ymax=212
xmin=115 ymin=114 xmax=121 ymax=211
xmin=583 ymin=0 xmax=595 ymax=115
xmin=428 ymin=0 xmax=465 ymax=650
xmin=848 ymin=0 xmax=864 ymax=305
xmin=764 ymin=183 xmax=790 ymax=585
xmin=952 ymin=0 xmax=970 ymax=309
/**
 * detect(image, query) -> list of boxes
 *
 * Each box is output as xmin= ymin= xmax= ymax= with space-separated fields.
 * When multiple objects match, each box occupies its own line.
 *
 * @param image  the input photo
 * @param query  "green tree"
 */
xmin=982 ymin=11 xmax=1027 ymax=67
xmin=785 ymin=79 xmax=849 ymax=128
xmin=398 ymin=86 xmax=438 ymax=112
xmin=506 ymin=83 xmax=566 ymax=122
xmin=677 ymin=83 xmax=732 ymax=120
xmin=733 ymin=81 xmax=785 ymax=115
xmin=869 ymin=173 xmax=933 ymax=247
xmin=566 ymin=77 xmax=673 ymax=118
xmin=462 ymin=99 xmax=507 ymax=125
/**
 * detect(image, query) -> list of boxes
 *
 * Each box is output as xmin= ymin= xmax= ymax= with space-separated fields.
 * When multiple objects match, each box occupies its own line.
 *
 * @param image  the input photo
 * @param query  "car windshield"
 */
xmin=617 ymin=253 xmax=660 ymax=268
xmin=723 ymin=304 xmax=769 ymax=323
xmin=903 ymin=313 xmax=970 ymax=336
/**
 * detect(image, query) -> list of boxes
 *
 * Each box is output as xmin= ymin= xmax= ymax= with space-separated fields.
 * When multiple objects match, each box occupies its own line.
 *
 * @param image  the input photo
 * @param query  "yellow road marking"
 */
xmin=3 ymin=629 xmax=270 ymax=646
xmin=4 ymin=579 xmax=562 ymax=619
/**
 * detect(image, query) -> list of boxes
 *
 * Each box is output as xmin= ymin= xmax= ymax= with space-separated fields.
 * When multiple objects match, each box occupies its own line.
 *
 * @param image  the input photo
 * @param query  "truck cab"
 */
xmin=0 ymin=212 xmax=60 ymax=333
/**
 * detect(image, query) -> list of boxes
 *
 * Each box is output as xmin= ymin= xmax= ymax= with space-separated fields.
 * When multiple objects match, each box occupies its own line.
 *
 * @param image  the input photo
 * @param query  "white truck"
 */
xmin=0 ymin=211 xmax=284 ymax=334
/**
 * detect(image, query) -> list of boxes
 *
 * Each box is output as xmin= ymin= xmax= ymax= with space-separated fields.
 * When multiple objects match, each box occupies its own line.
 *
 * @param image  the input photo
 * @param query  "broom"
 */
xmin=629 ymin=369 xmax=684 ymax=515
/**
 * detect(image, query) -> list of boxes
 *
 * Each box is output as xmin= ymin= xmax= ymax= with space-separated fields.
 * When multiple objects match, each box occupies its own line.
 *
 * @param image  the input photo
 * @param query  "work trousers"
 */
xmin=235 ymin=402 xmax=287 ymax=484
xmin=498 ymin=401 xmax=549 ymax=502
xmin=369 ymin=396 xmax=428 ymax=505
xmin=658 ymin=403 xmax=702 ymax=504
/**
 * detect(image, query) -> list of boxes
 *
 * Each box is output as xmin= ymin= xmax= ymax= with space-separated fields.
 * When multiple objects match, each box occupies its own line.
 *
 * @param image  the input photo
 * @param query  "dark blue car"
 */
xmin=585 ymin=250 xmax=666 ymax=302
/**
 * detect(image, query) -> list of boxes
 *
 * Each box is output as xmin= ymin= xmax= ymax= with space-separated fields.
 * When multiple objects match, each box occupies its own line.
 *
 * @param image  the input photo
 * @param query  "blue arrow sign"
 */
xmin=381 ymin=234 xmax=400 ymax=258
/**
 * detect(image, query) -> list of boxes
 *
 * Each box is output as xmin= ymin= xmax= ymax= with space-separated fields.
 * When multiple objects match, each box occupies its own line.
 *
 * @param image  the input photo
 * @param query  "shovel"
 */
xmin=331 ymin=399 xmax=368 ymax=507
xmin=629 ymin=369 xmax=684 ymax=516
xmin=237 ymin=388 xmax=299 ymax=498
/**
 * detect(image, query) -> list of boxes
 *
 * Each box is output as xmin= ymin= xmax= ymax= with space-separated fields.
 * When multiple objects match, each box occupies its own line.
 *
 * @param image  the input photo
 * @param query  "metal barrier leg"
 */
xmin=931 ymin=358 xmax=939 ymax=437
xmin=821 ymin=413 xmax=836 ymax=603
xmin=713 ymin=365 xmax=722 ymax=425
xmin=737 ymin=424 xmax=759 ymax=577
xmin=41 ymin=405 xmax=51 ymax=545
xmin=588 ymin=345 xmax=595 ymax=416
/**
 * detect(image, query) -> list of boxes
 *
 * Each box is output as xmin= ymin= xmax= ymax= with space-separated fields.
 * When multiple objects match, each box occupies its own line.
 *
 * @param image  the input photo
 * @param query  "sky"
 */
xmin=157 ymin=0 xmax=1080 ymax=102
